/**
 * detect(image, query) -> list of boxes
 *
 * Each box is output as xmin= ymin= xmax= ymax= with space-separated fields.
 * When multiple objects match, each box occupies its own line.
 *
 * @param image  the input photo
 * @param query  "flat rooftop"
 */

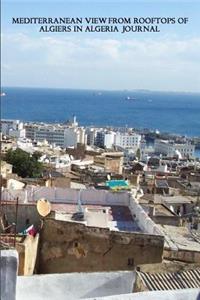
xmin=157 ymin=195 xmax=195 ymax=205
xmin=157 ymin=225 xmax=200 ymax=252
xmin=51 ymin=203 xmax=141 ymax=233
xmin=141 ymin=204 xmax=175 ymax=217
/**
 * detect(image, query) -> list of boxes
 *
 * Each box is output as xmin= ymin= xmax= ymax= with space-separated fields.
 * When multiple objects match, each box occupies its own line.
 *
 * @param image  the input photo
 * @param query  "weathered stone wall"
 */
xmin=105 ymin=157 xmax=123 ymax=175
xmin=94 ymin=156 xmax=123 ymax=175
xmin=163 ymin=248 xmax=200 ymax=264
xmin=45 ymin=177 xmax=71 ymax=188
xmin=137 ymin=261 xmax=200 ymax=274
xmin=38 ymin=218 xmax=164 ymax=274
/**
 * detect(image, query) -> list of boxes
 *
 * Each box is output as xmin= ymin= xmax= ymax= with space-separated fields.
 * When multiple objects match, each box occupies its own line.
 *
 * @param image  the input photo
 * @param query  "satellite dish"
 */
xmin=37 ymin=198 xmax=51 ymax=217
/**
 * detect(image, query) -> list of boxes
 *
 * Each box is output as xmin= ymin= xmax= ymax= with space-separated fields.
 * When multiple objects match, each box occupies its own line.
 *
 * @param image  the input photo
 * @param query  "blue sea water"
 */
xmin=1 ymin=87 xmax=200 ymax=137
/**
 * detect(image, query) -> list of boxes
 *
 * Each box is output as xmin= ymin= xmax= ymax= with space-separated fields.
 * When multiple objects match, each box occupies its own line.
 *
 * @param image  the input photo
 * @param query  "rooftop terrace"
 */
xmin=52 ymin=203 xmax=141 ymax=232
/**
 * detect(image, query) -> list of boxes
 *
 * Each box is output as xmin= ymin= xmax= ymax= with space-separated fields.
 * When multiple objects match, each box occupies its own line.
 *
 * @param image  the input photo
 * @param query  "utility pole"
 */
xmin=0 ymin=115 xmax=3 ymax=247
xmin=0 ymin=131 xmax=2 ymax=215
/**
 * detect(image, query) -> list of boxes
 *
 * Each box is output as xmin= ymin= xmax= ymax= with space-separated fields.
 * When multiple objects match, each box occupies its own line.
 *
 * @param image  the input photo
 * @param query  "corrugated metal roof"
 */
xmin=191 ymin=231 xmax=200 ymax=244
xmin=137 ymin=269 xmax=200 ymax=291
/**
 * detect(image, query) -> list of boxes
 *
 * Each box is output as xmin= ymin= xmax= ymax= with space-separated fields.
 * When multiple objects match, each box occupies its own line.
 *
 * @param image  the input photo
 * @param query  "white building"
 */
xmin=78 ymin=127 xmax=87 ymax=145
xmin=95 ymin=130 xmax=105 ymax=147
xmin=25 ymin=117 xmax=86 ymax=148
xmin=64 ymin=127 xmax=86 ymax=148
xmin=93 ymin=130 xmax=116 ymax=149
xmin=154 ymin=139 xmax=195 ymax=158
xmin=87 ymin=128 xmax=141 ymax=150
xmin=9 ymin=128 xmax=26 ymax=139
xmin=39 ymin=154 xmax=71 ymax=169
xmin=1 ymin=119 xmax=25 ymax=138
xmin=25 ymin=123 xmax=65 ymax=146
xmin=17 ymin=138 xmax=35 ymax=154
xmin=114 ymin=132 xmax=141 ymax=150
xmin=104 ymin=132 xmax=116 ymax=149
xmin=86 ymin=128 xmax=98 ymax=146
xmin=64 ymin=127 xmax=77 ymax=147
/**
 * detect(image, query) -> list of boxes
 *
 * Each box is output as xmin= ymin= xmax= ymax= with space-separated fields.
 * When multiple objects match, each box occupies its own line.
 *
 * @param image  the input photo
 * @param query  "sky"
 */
xmin=1 ymin=0 xmax=200 ymax=92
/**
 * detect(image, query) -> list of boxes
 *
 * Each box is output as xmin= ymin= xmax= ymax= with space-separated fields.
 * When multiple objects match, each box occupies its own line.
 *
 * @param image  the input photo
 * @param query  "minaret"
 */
xmin=72 ymin=115 xmax=78 ymax=127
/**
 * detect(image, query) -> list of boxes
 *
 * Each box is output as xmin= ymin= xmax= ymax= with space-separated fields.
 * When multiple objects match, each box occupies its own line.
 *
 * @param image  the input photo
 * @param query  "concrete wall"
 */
xmin=0 ymin=250 xmax=18 ymax=300
xmin=129 ymin=199 xmax=162 ymax=236
xmin=152 ymin=216 xmax=181 ymax=226
xmin=45 ymin=177 xmax=71 ymax=188
xmin=39 ymin=218 xmax=164 ymax=274
xmin=2 ymin=187 xmax=131 ymax=207
xmin=164 ymin=249 xmax=200 ymax=264
xmin=163 ymin=201 xmax=194 ymax=216
xmin=105 ymin=157 xmax=123 ymax=175
xmin=94 ymin=156 xmax=123 ymax=174
xmin=16 ymin=271 xmax=135 ymax=300
xmin=85 ymin=289 xmax=200 ymax=300
xmin=16 ymin=234 xmax=39 ymax=275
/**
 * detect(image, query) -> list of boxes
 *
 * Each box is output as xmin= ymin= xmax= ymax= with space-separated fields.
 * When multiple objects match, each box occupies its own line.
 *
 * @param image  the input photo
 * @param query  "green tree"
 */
xmin=5 ymin=149 xmax=43 ymax=178
xmin=136 ymin=148 xmax=141 ymax=160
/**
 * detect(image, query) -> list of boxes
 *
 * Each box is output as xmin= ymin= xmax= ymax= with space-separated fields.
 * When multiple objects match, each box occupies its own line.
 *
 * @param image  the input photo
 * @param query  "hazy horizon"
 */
xmin=2 ymin=85 xmax=200 ymax=95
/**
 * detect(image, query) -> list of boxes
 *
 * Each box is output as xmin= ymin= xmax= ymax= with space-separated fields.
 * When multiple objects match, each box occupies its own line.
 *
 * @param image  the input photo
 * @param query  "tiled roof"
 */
xmin=137 ymin=269 xmax=200 ymax=291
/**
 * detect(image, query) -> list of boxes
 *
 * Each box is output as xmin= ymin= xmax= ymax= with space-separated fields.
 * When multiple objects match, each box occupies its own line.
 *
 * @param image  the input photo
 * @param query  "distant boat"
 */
xmin=1 ymin=92 xmax=6 ymax=97
xmin=126 ymin=96 xmax=136 ymax=100
xmin=93 ymin=92 xmax=102 ymax=96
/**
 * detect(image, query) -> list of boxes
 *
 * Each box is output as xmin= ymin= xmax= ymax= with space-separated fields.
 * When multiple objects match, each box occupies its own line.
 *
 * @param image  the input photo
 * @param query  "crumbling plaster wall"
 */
xmin=38 ymin=218 xmax=164 ymax=274
xmin=16 ymin=234 xmax=39 ymax=275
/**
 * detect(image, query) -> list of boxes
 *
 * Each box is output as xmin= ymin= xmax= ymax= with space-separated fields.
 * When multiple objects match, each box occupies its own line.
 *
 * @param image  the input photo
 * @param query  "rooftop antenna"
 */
xmin=14 ymin=197 xmax=19 ymax=247
xmin=77 ymin=189 xmax=83 ymax=213
xmin=71 ymin=189 xmax=84 ymax=221
xmin=0 ymin=132 xmax=2 ymax=215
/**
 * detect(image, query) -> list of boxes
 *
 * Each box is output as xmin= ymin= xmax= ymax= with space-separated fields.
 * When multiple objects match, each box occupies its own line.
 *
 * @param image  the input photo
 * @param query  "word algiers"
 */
xmin=39 ymin=25 xmax=72 ymax=32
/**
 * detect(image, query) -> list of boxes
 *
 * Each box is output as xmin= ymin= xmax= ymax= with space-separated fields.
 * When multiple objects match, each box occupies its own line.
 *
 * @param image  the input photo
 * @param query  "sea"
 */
xmin=1 ymin=87 xmax=200 ymax=136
